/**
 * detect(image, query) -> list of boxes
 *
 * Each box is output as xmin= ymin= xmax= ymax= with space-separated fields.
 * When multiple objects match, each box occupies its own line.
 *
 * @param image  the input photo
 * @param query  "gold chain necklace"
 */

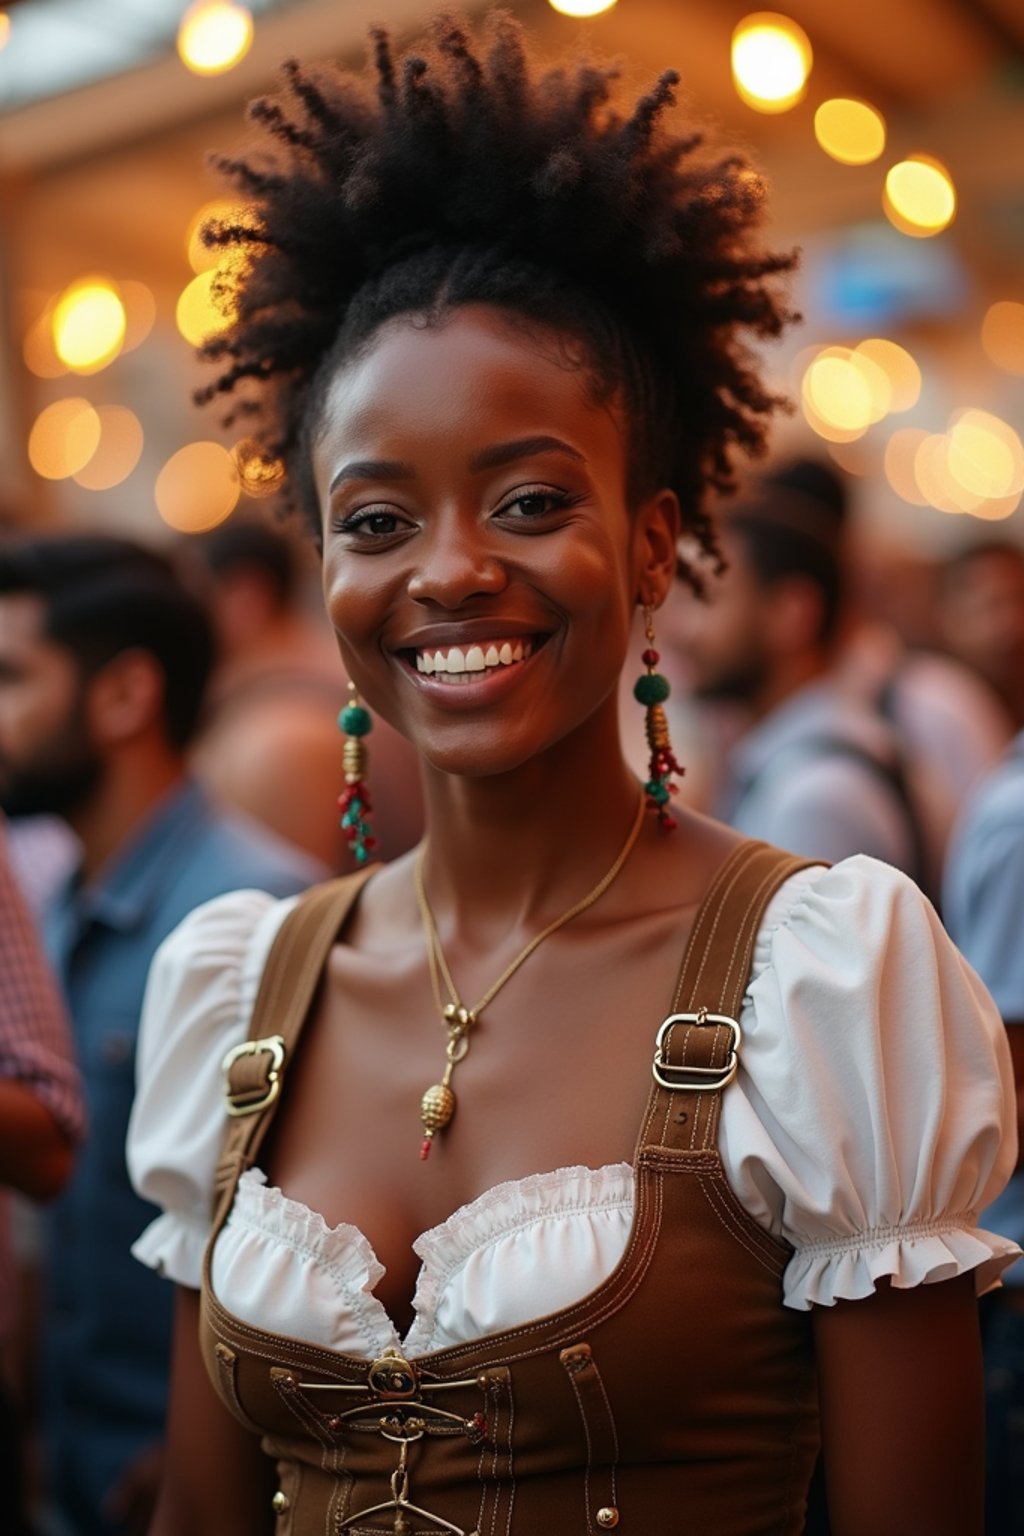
xmin=412 ymin=790 xmax=646 ymax=1159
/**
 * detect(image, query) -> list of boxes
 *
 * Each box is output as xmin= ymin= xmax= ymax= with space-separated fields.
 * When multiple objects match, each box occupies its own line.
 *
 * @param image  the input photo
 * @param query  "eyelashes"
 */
xmin=330 ymin=484 xmax=581 ymax=544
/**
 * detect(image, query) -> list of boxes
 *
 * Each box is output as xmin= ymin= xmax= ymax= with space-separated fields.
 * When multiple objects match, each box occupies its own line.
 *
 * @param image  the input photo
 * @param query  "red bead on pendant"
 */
xmin=420 ymin=1137 xmax=433 ymax=1161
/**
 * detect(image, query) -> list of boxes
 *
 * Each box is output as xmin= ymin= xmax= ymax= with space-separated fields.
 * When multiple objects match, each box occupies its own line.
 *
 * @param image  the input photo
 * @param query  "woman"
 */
xmin=127 ymin=15 xmax=1017 ymax=1534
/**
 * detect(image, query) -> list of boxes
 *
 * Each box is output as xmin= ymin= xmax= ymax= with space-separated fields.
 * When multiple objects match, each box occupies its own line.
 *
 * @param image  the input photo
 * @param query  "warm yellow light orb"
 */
xmin=946 ymin=409 xmax=1024 ymax=503
xmin=814 ymin=98 xmax=886 ymax=166
xmin=24 ymin=303 xmax=66 ymax=380
xmin=156 ymin=442 xmax=240 ymax=532
xmin=52 ymin=278 xmax=127 ymax=374
xmin=186 ymin=199 xmax=248 ymax=273
xmin=854 ymin=338 xmax=921 ymax=413
xmin=982 ymin=300 xmax=1024 ymax=376
xmin=72 ymin=406 xmax=145 ymax=491
xmin=913 ymin=433 xmax=973 ymax=515
xmin=28 ymin=398 xmax=102 ymax=481
xmin=802 ymin=346 xmax=890 ymax=438
xmin=0 ymin=14 xmax=11 ymax=53
xmin=548 ymin=0 xmax=617 ymax=14
xmin=883 ymin=155 xmax=956 ymax=238
xmin=177 ymin=0 xmax=253 ymax=77
xmin=120 ymin=281 xmax=158 ymax=354
xmin=884 ymin=428 xmax=930 ymax=507
xmin=176 ymin=269 xmax=237 ymax=348
xmin=732 ymin=13 xmax=812 ymax=114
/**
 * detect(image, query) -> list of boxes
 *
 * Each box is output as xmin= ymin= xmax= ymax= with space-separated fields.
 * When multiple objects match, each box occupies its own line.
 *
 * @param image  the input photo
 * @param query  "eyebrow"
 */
xmin=328 ymin=435 xmax=585 ymax=495
xmin=329 ymin=459 xmax=415 ymax=494
xmin=467 ymin=436 xmax=586 ymax=472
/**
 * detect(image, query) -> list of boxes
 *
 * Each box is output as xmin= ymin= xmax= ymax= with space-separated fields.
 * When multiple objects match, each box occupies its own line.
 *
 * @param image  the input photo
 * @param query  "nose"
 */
xmin=406 ymin=520 xmax=509 ymax=609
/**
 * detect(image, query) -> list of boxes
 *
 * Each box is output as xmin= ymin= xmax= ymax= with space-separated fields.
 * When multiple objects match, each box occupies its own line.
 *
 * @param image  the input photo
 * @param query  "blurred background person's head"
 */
xmin=940 ymin=541 xmax=1024 ymax=728
xmin=0 ymin=535 xmax=213 ymax=869
xmin=668 ymin=459 xmax=847 ymax=720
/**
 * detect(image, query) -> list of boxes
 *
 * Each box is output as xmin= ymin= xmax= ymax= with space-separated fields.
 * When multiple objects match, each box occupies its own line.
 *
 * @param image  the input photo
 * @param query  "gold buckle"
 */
xmin=652 ymin=1010 xmax=741 ymax=1092
xmin=221 ymin=1035 xmax=286 ymax=1117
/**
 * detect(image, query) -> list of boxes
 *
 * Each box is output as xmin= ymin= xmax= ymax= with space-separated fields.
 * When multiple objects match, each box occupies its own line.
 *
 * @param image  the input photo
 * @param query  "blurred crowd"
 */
xmin=1 ymin=467 xmax=1023 ymax=1534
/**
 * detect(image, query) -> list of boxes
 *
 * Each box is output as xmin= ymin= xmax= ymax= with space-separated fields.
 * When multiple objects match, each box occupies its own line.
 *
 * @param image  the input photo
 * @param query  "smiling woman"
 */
xmin=125 ymin=12 xmax=1016 ymax=1536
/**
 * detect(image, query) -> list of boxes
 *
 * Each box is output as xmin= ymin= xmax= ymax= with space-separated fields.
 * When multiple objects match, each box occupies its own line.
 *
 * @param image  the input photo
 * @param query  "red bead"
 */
xmin=642 ymin=648 xmax=660 ymax=667
xmin=420 ymin=1138 xmax=432 ymax=1161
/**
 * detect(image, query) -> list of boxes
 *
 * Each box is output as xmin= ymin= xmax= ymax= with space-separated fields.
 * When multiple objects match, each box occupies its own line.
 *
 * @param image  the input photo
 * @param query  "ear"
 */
xmin=631 ymin=488 xmax=682 ymax=609
xmin=86 ymin=649 xmax=167 ymax=747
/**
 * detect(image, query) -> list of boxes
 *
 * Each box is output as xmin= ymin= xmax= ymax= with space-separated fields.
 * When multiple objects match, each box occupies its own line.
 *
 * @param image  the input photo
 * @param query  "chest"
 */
xmin=260 ymin=901 xmax=697 ymax=1328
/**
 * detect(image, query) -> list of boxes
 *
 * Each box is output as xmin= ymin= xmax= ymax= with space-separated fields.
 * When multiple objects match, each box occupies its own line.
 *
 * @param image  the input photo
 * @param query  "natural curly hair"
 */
xmin=197 ymin=9 xmax=797 ymax=580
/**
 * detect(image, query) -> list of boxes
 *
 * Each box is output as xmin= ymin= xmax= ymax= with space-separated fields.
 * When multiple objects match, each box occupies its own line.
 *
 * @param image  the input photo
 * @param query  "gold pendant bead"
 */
xmin=419 ymin=1081 xmax=455 ymax=1160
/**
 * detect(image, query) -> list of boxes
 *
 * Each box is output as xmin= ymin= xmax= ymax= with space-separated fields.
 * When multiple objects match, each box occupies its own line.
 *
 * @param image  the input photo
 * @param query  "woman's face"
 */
xmin=314 ymin=303 xmax=676 ymax=778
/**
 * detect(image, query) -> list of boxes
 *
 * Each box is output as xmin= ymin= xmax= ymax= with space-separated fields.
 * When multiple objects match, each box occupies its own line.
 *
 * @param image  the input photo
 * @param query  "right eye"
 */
xmin=331 ymin=507 xmax=412 ymax=542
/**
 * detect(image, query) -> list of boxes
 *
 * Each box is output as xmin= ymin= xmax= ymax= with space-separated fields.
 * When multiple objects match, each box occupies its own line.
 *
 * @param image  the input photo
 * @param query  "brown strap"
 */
xmin=637 ymin=840 xmax=820 ymax=1158
xmin=211 ymin=865 xmax=377 ymax=1222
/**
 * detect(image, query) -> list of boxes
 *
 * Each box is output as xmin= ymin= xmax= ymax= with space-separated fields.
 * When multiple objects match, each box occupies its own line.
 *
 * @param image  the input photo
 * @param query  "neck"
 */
xmin=417 ymin=701 xmax=641 ymax=938
xmin=67 ymin=748 xmax=186 ymax=883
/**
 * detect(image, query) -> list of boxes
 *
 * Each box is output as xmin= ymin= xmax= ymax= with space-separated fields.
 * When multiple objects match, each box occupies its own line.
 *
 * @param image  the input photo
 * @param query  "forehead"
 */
xmin=311 ymin=305 xmax=626 ymax=487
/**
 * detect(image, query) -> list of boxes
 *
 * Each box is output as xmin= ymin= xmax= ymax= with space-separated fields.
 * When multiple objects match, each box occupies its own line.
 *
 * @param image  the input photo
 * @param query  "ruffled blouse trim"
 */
xmin=229 ymin=1168 xmax=386 ymax=1293
xmin=130 ymin=1208 xmax=210 ymax=1289
xmin=404 ymin=1163 xmax=634 ymax=1354
xmin=785 ymin=1218 xmax=1021 ymax=1311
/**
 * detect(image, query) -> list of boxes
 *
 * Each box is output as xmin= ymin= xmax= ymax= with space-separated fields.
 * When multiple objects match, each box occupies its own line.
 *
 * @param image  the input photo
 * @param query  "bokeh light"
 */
xmin=884 ymin=428 xmax=930 ymax=506
xmin=232 ymin=439 xmax=286 ymax=499
xmin=177 ymin=0 xmax=253 ymax=76
xmin=28 ymin=398 xmax=102 ymax=480
xmin=155 ymin=441 xmax=240 ymax=531
xmin=24 ymin=301 xmax=66 ymax=380
xmin=913 ymin=433 xmax=971 ymax=514
xmin=548 ymin=0 xmax=617 ymax=14
xmin=981 ymin=300 xmax=1024 ymax=376
xmin=883 ymin=156 xmax=956 ymax=238
xmin=176 ymin=267 xmax=239 ymax=347
xmin=186 ymin=199 xmax=248 ymax=273
xmin=0 ymin=13 xmax=10 ymax=53
xmin=891 ymin=411 xmax=1024 ymax=519
xmin=853 ymin=338 xmax=921 ymax=412
xmin=814 ymin=98 xmax=886 ymax=166
xmin=72 ymin=406 xmax=144 ymax=491
xmin=52 ymin=277 xmax=127 ymax=373
xmin=946 ymin=409 xmax=1024 ymax=503
xmin=732 ymin=13 xmax=812 ymax=114
xmin=120 ymin=281 xmax=158 ymax=353
xmin=801 ymin=346 xmax=891 ymax=440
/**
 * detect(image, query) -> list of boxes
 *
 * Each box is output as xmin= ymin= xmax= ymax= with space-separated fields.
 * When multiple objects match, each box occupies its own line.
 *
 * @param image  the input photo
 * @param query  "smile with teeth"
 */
xmin=414 ymin=638 xmax=534 ymax=680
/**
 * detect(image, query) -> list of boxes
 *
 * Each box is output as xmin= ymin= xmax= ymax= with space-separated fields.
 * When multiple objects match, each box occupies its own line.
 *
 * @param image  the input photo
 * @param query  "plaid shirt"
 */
xmin=0 ymin=816 xmax=84 ymax=1337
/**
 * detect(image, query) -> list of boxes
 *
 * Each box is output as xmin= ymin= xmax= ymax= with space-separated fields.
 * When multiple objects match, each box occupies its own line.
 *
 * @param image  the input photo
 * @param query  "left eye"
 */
xmin=498 ymin=489 xmax=569 ymax=520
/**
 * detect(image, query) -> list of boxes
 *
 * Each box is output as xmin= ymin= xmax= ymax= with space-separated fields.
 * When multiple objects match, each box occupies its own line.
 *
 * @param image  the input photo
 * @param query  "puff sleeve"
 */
xmin=127 ymin=888 xmax=297 ymax=1288
xmin=721 ymin=856 xmax=1021 ymax=1309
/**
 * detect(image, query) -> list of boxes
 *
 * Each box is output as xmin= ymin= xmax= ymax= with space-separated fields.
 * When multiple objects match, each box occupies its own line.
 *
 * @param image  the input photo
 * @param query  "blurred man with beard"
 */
xmin=0 ymin=536 xmax=321 ymax=1536
xmin=666 ymin=465 xmax=923 ymax=878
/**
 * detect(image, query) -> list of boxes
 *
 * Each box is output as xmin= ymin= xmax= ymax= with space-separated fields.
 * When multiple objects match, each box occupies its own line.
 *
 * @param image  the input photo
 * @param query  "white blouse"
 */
xmin=128 ymin=857 xmax=1020 ymax=1360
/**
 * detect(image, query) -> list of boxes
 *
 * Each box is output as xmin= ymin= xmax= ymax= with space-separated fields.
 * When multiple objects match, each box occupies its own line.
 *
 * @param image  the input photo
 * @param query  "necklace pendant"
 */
xmin=420 ymin=1080 xmax=456 ymax=1160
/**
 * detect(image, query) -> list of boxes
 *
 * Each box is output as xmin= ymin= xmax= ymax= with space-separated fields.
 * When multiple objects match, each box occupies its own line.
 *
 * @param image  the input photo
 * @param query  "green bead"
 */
xmin=339 ymin=704 xmax=372 ymax=737
xmin=633 ymin=672 xmax=670 ymax=706
xmin=645 ymin=778 xmax=670 ymax=805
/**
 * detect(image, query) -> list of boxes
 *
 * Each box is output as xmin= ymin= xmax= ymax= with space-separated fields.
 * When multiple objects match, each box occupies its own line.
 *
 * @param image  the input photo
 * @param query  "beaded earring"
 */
xmin=338 ymin=683 xmax=376 ymax=865
xmin=634 ymin=602 xmax=684 ymax=830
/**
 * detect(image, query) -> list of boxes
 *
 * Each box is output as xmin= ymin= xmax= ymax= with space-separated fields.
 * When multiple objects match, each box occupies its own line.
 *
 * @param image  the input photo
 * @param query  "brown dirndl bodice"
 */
xmin=199 ymin=839 xmax=821 ymax=1534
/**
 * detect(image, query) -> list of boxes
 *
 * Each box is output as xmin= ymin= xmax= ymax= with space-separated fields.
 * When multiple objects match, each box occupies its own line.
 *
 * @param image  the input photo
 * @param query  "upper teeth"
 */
xmin=415 ymin=639 xmax=533 ymax=675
